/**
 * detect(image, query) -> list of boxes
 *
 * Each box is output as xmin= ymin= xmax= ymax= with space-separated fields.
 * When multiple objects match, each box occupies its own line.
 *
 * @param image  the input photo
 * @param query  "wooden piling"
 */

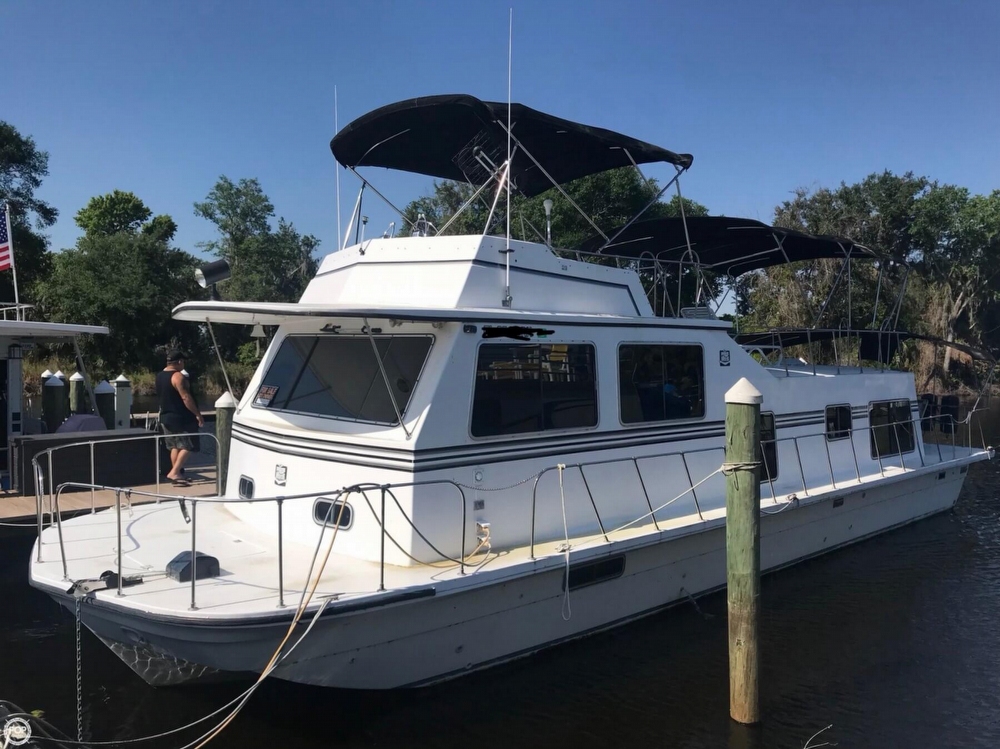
xmin=94 ymin=380 xmax=116 ymax=430
xmin=725 ymin=377 xmax=762 ymax=725
xmin=69 ymin=372 xmax=86 ymax=414
xmin=215 ymin=392 xmax=236 ymax=494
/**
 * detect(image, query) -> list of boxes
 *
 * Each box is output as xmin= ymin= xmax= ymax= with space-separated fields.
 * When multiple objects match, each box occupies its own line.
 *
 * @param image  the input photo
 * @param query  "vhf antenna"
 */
xmin=335 ymin=85 xmax=341 ymax=251
xmin=502 ymin=7 xmax=514 ymax=308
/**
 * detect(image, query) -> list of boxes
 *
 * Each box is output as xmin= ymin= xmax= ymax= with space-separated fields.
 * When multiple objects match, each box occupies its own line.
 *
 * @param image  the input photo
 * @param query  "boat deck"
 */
xmin=28 ymin=449 xmax=989 ymax=621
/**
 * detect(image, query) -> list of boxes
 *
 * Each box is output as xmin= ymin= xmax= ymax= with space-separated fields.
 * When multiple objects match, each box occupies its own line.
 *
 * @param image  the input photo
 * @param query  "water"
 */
xmin=3 ymin=409 xmax=1000 ymax=747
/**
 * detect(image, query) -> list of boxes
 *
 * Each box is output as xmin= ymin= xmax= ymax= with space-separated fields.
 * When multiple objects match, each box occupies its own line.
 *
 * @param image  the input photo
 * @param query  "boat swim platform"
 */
xmin=0 ymin=464 xmax=218 ymax=527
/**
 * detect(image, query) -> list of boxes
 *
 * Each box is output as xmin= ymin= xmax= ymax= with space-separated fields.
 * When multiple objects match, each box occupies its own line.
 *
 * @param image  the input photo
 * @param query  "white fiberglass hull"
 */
xmin=44 ymin=464 xmax=969 ymax=689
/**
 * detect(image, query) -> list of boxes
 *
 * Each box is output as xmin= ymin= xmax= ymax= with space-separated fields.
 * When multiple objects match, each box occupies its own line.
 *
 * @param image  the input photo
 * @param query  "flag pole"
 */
xmin=4 ymin=203 xmax=19 ymax=320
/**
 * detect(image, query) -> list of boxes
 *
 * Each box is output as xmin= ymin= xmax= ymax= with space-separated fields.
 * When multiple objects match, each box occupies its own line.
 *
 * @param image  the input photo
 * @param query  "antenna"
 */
xmin=502 ymin=7 xmax=514 ymax=308
xmin=506 ymin=7 xmax=512 ymax=249
xmin=335 ymin=85 xmax=342 ymax=252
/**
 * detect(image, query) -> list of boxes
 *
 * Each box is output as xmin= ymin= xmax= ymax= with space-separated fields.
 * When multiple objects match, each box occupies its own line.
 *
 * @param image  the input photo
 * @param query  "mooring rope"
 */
xmin=557 ymin=464 xmax=572 ymax=621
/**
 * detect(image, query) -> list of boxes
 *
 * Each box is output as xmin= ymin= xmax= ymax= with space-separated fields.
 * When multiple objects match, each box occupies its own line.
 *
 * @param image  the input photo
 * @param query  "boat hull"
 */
xmin=49 ymin=465 xmax=968 ymax=688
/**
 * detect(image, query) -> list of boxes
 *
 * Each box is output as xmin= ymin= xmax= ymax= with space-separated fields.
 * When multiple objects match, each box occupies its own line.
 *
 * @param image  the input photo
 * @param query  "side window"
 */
xmin=826 ymin=405 xmax=852 ymax=441
xmin=869 ymin=400 xmax=915 ymax=458
xmin=471 ymin=343 xmax=597 ymax=437
xmin=619 ymin=344 xmax=705 ymax=424
xmin=761 ymin=412 xmax=778 ymax=483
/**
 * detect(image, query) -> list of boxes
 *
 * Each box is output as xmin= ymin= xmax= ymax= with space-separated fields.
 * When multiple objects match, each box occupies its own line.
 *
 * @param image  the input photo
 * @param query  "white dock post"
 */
xmin=113 ymin=374 xmax=132 ymax=430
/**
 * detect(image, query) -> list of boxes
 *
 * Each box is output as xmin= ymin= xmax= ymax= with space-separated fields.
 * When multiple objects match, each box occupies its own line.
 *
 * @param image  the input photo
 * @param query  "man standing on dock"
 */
xmin=156 ymin=349 xmax=204 ymax=487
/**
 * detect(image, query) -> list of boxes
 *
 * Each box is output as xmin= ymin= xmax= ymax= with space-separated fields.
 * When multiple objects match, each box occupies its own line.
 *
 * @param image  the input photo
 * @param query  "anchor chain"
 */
xmin=75 ymin=595 xmax=83 ymax=743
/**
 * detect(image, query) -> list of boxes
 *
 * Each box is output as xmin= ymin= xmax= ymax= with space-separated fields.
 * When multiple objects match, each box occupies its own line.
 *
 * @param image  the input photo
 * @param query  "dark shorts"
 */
xmin=161 ymin=422 xmax=197 ymax=451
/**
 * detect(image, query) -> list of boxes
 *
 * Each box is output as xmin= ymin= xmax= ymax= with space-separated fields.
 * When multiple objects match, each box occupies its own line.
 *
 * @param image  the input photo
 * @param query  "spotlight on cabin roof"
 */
xmin=194 ymin=259 xmax=231 ymax=289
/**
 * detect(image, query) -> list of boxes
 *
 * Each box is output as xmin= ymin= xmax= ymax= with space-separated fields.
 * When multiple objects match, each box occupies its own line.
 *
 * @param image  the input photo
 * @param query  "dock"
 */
xmin=0 ymin=463 xmax=218 ymax=528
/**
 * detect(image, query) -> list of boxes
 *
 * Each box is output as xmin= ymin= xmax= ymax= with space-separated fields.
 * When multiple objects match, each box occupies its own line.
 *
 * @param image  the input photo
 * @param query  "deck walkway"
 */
xmin=0 ymin=465 xmax=219 ymax=526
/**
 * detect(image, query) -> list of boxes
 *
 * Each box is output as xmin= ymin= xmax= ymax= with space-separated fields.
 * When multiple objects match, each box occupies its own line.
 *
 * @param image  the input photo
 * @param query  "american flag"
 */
xmin=0 ymin=205 xmax=12 ymax=272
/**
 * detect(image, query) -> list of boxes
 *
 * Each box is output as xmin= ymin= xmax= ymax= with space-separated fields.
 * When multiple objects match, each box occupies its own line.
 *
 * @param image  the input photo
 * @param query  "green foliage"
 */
xmin=75 ymin=190 xmax=153 ymax=236
xmin=36 ymin=207 xmax=203 ymax=371
xmin=194 ymin=176 xmax=318 ymax=360
xmin=0 ymin=121 xmax=56 ymax=301
xmin=746 ymin=171 xmax=1000 ymax=384
xmin=236 ymin=341 xmax=260 ymax=366
xmin=194 ymin=176 xmax=318 ymax=302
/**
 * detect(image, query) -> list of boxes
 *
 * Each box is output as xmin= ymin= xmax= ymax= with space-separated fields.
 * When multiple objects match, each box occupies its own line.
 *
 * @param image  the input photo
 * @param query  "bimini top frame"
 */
xmin=329 ymin=94 xmax=694 ymax=247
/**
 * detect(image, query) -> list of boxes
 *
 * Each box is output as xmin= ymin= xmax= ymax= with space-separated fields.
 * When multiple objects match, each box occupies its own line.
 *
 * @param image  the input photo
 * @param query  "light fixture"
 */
xmin=543 ymin=199 xmax=554 ymax=247
xmin=194 ymin=259 xmax=232 ymax=289
xmin=195 ymin=259 xmax=232 ymax=302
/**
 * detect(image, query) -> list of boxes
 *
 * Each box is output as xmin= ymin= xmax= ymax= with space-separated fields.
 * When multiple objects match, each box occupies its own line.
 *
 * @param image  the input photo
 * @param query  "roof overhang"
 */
xmin=0 ymin=320 xmax=108 ymax=340
xmin=172 ymin=301 xmax=730 ymax=330
xmin=330 ymin=94 xmax=693 ymax=197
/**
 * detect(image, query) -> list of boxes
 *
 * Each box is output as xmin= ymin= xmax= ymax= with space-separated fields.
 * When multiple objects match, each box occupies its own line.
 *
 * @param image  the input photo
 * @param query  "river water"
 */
xmin=3 ymin=405 xmax=1000 ymax=747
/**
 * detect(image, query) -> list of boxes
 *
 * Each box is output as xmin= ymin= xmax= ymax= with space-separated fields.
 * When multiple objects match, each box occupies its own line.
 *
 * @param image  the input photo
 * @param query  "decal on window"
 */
xmin=254 ymin=384 xmax=279 ymax=407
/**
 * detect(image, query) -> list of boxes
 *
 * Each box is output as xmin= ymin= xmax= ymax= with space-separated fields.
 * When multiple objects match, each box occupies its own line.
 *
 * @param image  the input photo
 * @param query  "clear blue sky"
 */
xmin=6 ymin=0 xmax=999 ymax=259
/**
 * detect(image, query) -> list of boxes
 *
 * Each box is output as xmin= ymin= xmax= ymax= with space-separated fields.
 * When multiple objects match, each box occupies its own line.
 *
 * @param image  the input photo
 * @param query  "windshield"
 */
xmin=253 ymin=335 xmax=433 ymax=424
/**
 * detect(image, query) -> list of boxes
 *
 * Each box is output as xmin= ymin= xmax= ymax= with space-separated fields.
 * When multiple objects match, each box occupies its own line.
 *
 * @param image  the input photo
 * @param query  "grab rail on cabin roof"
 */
xmin=35 ymin=408 xmax=990 ymax=607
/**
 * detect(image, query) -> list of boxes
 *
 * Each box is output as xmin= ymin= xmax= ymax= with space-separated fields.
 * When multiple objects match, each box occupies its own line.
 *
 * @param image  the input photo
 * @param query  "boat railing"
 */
xmin=559 ymin=247 xmax=714 ymax=318
xmin=31 ymin=430 xmax=222 ymax=560
xmin=0 ymin=303 xmax=35 ymax=321
xmin=34 ymin=409 xmax=990 ymax=609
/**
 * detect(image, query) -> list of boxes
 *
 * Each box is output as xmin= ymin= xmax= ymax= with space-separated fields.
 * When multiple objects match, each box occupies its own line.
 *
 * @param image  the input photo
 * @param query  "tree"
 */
xmin=745 ymin=172 xmax=934 ymax=333
xmin=0 ymin=121 xmax=56 ymax=302
xmin=194 ymin=176 xmax=318 ymax=302
xmin=75 ymin=190 xmax=152 ymax=236
xmin=36 ymin=192 xmax=202 ymax=371
xmin=743 ymin=172 xmax=1000 ymax=387
xmin=911 ymin=186 xmax=1000 ymax=371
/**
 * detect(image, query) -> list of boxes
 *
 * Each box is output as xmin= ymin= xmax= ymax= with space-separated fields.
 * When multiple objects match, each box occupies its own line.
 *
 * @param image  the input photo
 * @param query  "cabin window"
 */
xmin=870 ymin=400 xmax=915 ymax=458
xmin=471 ymin=343 xmax=597 ymax=437
xmin=255 ymin=335 xmax=432 ymax=425
xmin=826 ymin=405 xmax=852 ymax=441
xmin=313 ymin=498 xmax=353 ymax=529
xmin=618 ymin=344 xmax=705 ymax=424
xmin=761 ymin=412 xmax=778 ymax=483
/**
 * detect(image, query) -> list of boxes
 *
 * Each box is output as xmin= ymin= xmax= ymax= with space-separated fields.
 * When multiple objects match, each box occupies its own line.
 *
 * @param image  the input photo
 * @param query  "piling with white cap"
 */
xmin=94 ymin=380 xmax=115 ymax=430
xmin=724 ymin=377 xmax=763 ymax=725
xmin=113 ymin=374 xmax=132 ymax=430
xmin=42 ymin=376 xmax=67 ymax=433
xmin=69 ymin=371 xmax=87 ymax=414
xmin=215 ymin=391 xmax=236 ymax=494
xmin=54 ymin=369 xmax=69 ymax=415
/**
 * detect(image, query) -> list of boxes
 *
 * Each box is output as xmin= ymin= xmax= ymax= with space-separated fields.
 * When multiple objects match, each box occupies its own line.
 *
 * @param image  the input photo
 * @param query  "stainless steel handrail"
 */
xmin=33 ymin=431 xmax=220 ymax=566
xmin=38 ymin=407 xmax=991 ymax=606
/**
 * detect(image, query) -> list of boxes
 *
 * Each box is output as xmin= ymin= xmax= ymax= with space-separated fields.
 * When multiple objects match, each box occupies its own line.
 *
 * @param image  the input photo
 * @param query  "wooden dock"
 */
xmin=0 ymin=464 xmax=218 ymax=527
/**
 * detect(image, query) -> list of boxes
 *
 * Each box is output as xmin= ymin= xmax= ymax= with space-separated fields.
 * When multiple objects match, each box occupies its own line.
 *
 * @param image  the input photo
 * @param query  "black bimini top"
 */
xmin=735 ymin=328 xmax=995 ymax=365
xmin=577 ymin=216 xmax=878 ymax=276
xmin=330 ymin=94 xmax=693 ymax=198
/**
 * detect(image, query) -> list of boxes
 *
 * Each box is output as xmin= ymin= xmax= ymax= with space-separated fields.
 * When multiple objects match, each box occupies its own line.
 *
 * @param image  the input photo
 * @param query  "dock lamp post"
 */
xmin=194 ymin=259 xmax=232 ymax=301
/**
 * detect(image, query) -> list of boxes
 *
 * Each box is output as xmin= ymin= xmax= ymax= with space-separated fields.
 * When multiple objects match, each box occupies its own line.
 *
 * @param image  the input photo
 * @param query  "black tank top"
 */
xmin=156 ymin=369 xmax=190 ymax=428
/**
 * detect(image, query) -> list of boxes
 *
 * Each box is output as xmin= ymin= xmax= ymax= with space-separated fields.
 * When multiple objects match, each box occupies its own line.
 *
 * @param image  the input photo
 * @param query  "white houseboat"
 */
xmin=28 ymin=95 xmax=993 ymax=689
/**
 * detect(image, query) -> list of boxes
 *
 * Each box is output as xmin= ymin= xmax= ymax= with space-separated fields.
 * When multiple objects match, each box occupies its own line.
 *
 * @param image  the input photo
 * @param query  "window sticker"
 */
xmin=254 ymin=384 xmax=279 ymax=407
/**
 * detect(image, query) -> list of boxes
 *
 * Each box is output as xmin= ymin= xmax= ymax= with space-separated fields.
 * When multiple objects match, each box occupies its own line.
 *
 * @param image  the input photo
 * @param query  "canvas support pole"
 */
xmin=498 ymin=123 xmax=609 ymax=242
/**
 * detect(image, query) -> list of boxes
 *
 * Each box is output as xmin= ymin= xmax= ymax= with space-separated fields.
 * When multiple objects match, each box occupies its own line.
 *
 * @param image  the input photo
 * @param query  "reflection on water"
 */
xmin=2 ymin=402 xmax=1000 ymax=747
